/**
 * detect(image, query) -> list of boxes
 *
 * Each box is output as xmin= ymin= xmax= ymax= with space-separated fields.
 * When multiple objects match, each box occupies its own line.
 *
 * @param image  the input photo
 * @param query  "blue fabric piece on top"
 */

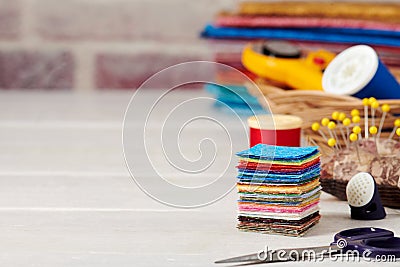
xmin=236 ymin=144 xmax=319 ymax=161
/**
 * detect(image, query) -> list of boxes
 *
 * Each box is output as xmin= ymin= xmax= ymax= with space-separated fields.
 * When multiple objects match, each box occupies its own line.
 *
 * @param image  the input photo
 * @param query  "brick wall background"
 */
xmin=0 ymin=0 xmax=398 ymax=90
xmin=0 ymin=0 xmax=237 ymax=90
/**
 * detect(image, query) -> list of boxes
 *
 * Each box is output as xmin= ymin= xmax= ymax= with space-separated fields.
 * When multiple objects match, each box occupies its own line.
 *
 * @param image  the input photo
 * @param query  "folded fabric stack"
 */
xmin=203 ymin=1 xmax=400 ymax=47
xmin=202 ymin=1 xmax=400 ymax=86
xmin=236 ymin=144 xmax=322 ymax=236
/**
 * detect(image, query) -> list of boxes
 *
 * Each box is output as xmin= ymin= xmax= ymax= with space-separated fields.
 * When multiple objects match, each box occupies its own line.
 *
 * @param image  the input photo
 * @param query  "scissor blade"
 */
xmin=215 ymin=245 xmax=340 ymax=264
xmin=215 ymin=253 xmax=260 ymax=264
xmin=230 ymin=250 xmax=343 ymax=267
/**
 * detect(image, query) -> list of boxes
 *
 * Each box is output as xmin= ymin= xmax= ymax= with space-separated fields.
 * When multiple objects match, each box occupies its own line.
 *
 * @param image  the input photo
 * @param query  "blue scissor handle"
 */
xmin=330 ymin=227 xmax=400 ymax=258
xmin=333 ymin=227 xmax=394 ymax=242
xmin=355 ymin=236 xmax=400 ymax=257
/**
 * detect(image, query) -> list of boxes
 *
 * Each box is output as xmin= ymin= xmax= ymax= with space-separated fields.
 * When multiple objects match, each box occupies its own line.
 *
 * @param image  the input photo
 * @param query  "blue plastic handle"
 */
xmin=333 ymin=227 xmax=394 ymax=242
xmin=358 ymin=237 xmax=400 ymax=257
xmin=331 ymin=227 xmax=400 ymax=258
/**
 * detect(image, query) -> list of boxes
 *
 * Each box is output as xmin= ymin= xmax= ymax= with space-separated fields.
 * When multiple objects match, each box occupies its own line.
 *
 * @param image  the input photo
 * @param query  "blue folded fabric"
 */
xmin=202 ymin=24 xmax=400 ymax=47
xmin=238 ymin=167 xmax=320 ymax=178
xmin=213 ymin=101 xmax=265 ymax=116
xmin=238 ymin=170 xmax=320 ymax=182
xmin=236 ymin=144 xmax=319 ymax=161
xmin=205 ymin=83 xmax=250 ymax=96
xmin=205 ymin=83 xmax=261 ymax=105
xmin=205 ymin=83 xmax=265 ymax=115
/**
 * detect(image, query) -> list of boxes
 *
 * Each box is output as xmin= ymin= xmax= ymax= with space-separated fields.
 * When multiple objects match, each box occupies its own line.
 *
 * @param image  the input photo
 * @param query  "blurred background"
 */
xmin=0 ymin=0 xmax=238 ymax=90
xmin=2 ymin=0 xmax=399 ymax=91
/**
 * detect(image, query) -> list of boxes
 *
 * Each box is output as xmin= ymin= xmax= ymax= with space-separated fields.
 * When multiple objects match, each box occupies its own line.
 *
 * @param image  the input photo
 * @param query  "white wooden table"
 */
xmin=0 ymin=90 xmax=398 ymax=266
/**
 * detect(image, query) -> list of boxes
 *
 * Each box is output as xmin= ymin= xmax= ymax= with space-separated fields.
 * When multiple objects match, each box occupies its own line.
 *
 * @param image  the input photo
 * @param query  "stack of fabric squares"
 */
xmin=236 ymin=144 xmax=322 ymax=236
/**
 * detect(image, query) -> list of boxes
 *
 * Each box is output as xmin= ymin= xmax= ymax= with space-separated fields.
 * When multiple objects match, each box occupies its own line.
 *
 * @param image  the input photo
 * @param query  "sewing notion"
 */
xmin=248 ymin=114 xmax=303 ymax=147
xmin=323 ymin=45 xmax=400 ymax=99
xmin=242 ymin=41 xmax=335 ymax=90
xmin=346 ymin=172 xmax=386 ymax=220
xmin=216 ymin=227 xmax=400 ymax=264
xmin=310 ymin=100 xmax=400 ymax=208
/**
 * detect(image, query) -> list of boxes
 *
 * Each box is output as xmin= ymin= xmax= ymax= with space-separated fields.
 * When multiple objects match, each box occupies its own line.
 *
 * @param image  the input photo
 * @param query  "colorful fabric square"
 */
xmin=236 ymin=144 xmax=321 ymax=236
xmin=236 ymin=144 xmax=319 ymax=161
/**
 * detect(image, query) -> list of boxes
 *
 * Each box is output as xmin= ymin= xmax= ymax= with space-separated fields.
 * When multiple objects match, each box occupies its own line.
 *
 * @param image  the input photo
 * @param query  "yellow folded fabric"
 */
xmin=239 ymin=2 xmax=400 ymax=23
xmin=237 ymin=179 xmax=320 ymax=194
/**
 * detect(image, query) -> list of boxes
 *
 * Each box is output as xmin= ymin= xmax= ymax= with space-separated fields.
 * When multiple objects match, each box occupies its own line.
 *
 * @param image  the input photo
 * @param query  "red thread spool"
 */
xmin=248 ymin=114 xmax=303 ymax=147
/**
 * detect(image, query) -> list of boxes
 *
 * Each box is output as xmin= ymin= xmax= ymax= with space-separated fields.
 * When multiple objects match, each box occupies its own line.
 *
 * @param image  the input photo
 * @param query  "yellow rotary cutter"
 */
xmin=242 ymin=41 xmax=335 ymax=90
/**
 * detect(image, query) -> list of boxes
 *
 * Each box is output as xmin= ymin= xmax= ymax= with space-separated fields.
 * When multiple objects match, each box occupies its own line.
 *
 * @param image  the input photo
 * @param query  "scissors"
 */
xmin=215 ymin=227 xmax=400 ymax=265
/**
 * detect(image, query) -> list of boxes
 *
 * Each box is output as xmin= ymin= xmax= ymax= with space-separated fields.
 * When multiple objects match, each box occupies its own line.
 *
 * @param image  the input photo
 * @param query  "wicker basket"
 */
xmin=246 ymin=78 xmax=400 ymax=208
xmin=247 ymin=78 xmax=400 ymax=153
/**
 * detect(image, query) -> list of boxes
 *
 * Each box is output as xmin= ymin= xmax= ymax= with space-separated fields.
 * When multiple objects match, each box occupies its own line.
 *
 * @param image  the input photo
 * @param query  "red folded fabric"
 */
xmin=216 ymin=15 xmax=400 ymax=31
xmin=237 ymin=157 xmax=320 ymax=171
